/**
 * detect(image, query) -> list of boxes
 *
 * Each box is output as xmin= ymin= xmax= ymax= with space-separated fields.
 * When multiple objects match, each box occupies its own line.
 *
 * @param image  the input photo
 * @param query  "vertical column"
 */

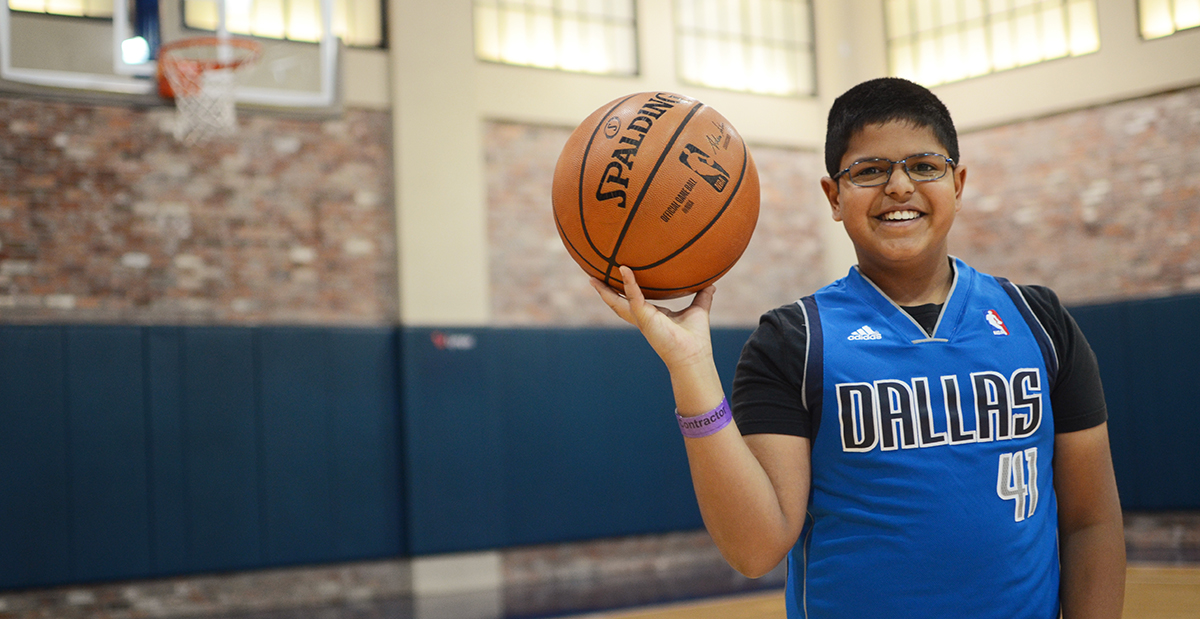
xmin=390 ymin=0 xmax=490 ymax=326
xmin=812 ymin=0 xmax=890 ymax=280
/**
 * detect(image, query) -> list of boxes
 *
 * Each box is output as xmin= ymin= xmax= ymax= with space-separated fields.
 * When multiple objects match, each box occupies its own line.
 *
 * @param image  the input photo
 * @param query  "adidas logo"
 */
xmin=848 ymin=325 xmax=883 ymax=341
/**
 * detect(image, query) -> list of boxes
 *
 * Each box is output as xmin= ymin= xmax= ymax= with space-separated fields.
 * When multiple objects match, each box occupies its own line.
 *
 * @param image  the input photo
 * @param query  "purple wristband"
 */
xmin=676 ymin=398 xmax=733 ymax=438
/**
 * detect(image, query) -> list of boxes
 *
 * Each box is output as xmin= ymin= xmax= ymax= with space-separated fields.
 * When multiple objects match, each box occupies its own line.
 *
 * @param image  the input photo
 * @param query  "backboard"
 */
xmin=0 ymin=0 xmax=341 ymax=111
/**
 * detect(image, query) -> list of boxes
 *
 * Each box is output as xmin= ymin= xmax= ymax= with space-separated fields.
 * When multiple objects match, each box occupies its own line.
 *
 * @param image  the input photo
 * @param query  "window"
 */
xmin=6 ymin=0 xmax=383 ymax=48
xmin=473 ymin=0 xmax=638 ymax=75
xmin=1140 ymin=0 xmax=1200 ymax=39
xmin=182 ymin=0 xmax=384 ymax=48
xmin=7 ymin=0 xmax=111 ymax=16
xmin=885 ymin=0 xmax=1100 ymax=87
xmin=675 ymin=0 xmax=815 ymax=96
xmin=7 ymin=0 xmax=156 ymax=67
xmin=3 ymin=0 xmax=160 ymax=83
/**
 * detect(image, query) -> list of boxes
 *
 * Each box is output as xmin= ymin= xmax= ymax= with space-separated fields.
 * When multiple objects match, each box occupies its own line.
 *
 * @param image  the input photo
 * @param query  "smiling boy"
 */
xmin=592 ymin=77 xmax=1125 ymax=618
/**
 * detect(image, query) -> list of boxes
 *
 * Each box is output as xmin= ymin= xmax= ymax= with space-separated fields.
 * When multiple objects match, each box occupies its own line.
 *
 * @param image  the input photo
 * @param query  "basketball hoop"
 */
xmin=158 ymin=37 xmax=262 ymax=144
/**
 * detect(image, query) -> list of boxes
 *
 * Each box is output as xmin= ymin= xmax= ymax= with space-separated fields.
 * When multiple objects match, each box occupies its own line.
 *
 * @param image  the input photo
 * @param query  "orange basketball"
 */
xmin=552 ymin=92 xmax=759 ymax=299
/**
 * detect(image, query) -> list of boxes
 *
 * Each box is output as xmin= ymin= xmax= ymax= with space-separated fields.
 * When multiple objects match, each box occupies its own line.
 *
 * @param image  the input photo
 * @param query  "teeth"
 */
xmin=882 ymin=210 xmax=921 ymax=221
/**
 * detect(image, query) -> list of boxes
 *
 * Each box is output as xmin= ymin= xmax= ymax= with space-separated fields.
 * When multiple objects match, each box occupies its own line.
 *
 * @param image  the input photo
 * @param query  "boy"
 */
xmin=591 ymin=77 xmax=1125 ymax=617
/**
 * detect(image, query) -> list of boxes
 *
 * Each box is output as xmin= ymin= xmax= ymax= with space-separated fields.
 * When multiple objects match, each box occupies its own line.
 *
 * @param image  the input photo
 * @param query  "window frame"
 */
xmin=1 ymin=2 xmax=155 ymax=92
xmin=471 ymin=0 xmax=641 ymax=77
xmin=178 ymin=0 xmax=388 ymax=49
xmin=1138 ymin=0 xmax=1200 ymax=40
xmin=672 ymin=0 xmax=817 ymax=98
xmin=882 ymin=0 xmax=1101 ymax=88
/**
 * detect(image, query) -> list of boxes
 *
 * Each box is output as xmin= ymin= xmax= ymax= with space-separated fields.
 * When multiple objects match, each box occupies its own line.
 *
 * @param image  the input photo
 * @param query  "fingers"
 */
xmin=589 ymin=266 xmax=653 ymax=326
xmin=619 ymin=266 xmax=669 ymax=330
xmin=691 ymin=285 xmax=716 ymax=313
xmin=618 ymin=266 xmax=645 ymax=307
xmin=589 ymin=275 xmax=634 ymax=323
xmin=591 ymin=267 xmax=715 ymax=329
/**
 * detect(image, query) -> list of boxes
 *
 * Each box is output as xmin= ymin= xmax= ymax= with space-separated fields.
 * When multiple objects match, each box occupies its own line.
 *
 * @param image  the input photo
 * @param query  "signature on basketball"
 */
xmin=706 ymin=122 xmax=731 ymax=151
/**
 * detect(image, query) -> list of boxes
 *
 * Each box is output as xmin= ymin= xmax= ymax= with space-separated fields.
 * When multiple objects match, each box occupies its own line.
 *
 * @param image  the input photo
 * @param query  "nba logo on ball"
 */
xmin=679 ymin=144 xmax=729 ymax=192
xmin=552 ymin=92 xmax=760 ymax=299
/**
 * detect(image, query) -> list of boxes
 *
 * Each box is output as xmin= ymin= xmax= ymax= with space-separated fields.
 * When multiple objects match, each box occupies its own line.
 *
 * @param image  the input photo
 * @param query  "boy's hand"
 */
xmin=590 ymin=265 xmax=716 ymax=373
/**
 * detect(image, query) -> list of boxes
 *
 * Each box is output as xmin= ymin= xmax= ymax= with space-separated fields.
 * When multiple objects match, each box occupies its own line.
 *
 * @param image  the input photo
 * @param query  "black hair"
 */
xmin=824 ymin=77 xmax=959 ymax=177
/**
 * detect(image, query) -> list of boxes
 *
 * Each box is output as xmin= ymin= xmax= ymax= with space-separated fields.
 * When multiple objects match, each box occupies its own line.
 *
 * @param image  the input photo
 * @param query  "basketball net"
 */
xmin=158 ymin=37 xmax=261 ymax=144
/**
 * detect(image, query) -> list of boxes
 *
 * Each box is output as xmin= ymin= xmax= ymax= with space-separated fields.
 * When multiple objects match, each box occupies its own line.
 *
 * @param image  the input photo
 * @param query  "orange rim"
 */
xmin=157 ymin=37 xmax=262 ymax=99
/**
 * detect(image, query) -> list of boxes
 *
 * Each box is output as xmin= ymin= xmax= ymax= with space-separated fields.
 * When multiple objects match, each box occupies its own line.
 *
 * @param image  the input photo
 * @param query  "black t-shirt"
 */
xmin=731 ymin=284 xmax=1108 ymax=437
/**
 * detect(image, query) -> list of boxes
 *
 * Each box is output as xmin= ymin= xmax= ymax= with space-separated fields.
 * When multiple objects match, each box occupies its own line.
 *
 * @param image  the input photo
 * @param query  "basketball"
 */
xmin=552 ymin=92 xmax=759 ymax=299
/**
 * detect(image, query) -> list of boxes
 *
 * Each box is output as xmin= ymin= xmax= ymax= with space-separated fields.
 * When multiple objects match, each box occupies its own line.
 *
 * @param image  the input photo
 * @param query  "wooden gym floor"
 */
xmin=557 ymin=565 xmax=1200 ymax=619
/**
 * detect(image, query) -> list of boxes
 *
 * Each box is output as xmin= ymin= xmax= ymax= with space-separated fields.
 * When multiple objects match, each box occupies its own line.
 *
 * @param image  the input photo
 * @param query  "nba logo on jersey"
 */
xmin=986 ymin=310 xmax=1010 ymax=336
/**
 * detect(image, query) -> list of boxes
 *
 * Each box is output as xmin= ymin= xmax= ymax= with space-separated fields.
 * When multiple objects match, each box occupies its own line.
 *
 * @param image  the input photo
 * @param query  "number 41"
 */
xmin=997 ymin=447 xmax=1039 ymax=522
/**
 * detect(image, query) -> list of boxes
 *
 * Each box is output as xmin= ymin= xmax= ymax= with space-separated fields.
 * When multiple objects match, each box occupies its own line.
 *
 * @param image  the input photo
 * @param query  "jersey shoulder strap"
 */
xmin=799 ymin=295 xmax=824 ymax=438
xmin=994 ymin=277 xmax=1060 ymax=387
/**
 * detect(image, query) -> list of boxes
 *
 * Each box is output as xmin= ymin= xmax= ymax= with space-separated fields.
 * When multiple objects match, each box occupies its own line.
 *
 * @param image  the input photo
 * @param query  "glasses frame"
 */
xmin=832 ymin=153 xmax=957 ymax=187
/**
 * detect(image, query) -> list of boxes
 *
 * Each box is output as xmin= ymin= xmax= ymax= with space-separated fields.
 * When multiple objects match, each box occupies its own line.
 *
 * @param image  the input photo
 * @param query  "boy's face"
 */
xmin=821 ymin=121 xmax=967 ymax=272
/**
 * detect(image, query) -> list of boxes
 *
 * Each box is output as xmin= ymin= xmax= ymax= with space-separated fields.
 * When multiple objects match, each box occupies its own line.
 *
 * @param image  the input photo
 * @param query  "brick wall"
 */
xmin=952 ymin=86 xmax=1200 ymax=305
xmin=485 ymin=121 xmax=829 ymax=327
xmin=487 ymin=85 xmax=1200 ymax=326
xmin=0 ymin=98 xmax=396 ymax=325
xmin=4 ymin=85 xmax=1198 ymax=328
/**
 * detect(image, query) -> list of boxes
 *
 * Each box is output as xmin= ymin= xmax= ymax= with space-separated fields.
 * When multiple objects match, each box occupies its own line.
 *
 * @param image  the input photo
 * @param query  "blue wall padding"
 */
xmin=0 ymin=327 xmax=73 ymax=587
xmin=64 ymin=326 xmax=153 ymax=579
xmin=180 ymin=327 xmax=263 ymax=571
xmin=400 ymin=327 xmax=749 ymax=555
xmin=257 ymin=327 xmax=404 ymax=564
xmin=319 ymin=329 xmax=404 ymax=558
xmin=0 ymin=325 xmax=403 ymax=590
xmin=1071 ymin=292 xmax=1200 ymax=510
xmin=145 ymin=327 xmax=190 ymax=575
xmin=2 ymin=292 xmax=1198 ymax=591
xmin=260 ymin=328 xmax=337 ymax=565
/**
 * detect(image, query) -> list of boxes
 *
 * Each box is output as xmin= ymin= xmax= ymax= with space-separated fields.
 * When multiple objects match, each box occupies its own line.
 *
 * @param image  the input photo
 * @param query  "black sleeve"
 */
xmin=730 ymin=303 xmax=813 ymax=437
xmin=1017 ymin=285 xmax=1109 ymax=433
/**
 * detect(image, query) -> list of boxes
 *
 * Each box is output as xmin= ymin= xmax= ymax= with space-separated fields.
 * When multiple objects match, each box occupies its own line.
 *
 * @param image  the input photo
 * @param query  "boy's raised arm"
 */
xmin=591 ymin=266 xmax=810 ymax=577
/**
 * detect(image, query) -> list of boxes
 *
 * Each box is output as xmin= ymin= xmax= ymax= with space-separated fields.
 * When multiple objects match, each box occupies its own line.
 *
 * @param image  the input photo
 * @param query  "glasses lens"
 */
xmin=847 ymin=159 xmax=892 ymax=186
xmin=904 ymin=155 xmax=949 ymax=181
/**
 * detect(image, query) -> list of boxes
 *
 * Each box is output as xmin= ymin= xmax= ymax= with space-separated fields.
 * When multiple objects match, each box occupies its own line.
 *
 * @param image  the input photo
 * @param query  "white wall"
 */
xmin=388 ymin=1 xmax=490 ymax=325
xmin=381 ymin=0 xmax=1200 ymax=324
xmin=937 ymin=0 xmax=1200 ymax=131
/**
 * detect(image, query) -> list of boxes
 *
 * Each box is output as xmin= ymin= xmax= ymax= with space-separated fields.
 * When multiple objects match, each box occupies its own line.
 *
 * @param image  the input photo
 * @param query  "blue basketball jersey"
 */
xmin=787 ymin=258 xmax=1060 ymax=618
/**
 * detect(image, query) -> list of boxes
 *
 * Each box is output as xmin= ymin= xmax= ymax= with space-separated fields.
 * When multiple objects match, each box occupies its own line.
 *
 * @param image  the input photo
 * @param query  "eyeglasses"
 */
xmin=832 ymin=153 xmax=956 ymax=187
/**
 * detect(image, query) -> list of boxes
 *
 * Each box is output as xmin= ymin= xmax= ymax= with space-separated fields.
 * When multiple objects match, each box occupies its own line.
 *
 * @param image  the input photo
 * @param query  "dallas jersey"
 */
xmin=731 ymin=258 xmax=1107 ymax=618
